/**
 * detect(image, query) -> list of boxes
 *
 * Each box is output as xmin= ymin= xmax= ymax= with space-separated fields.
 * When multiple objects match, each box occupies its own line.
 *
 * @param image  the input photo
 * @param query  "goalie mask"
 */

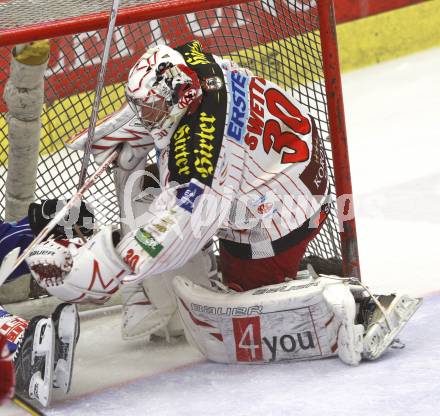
xmin=125 ymin=45 xmax=202 ymax=132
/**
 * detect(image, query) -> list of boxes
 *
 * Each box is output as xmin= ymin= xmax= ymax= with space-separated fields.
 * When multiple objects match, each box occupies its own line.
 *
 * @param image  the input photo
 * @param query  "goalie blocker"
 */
xmin=173 ymin=274 xmax=421 ymax=365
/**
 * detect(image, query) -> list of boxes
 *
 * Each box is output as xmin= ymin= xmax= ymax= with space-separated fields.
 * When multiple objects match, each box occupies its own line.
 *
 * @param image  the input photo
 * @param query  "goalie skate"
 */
xmin=14 ymin=316 xmax=55 ymax=407
xmin=52 ymin=303 xmax=80 ymax=394
xmin=362 ymin=295 xmax=422 ymax=361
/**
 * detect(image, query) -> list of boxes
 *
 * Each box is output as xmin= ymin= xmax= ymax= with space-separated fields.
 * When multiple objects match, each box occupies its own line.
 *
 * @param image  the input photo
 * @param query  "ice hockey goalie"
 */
xmin=24 ymin=40 xmax=421 ymax=365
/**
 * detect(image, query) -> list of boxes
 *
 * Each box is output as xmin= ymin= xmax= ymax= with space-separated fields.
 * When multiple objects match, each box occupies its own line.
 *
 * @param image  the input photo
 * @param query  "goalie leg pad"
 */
xmin=121 ymin=247 xmax=216 ymax=341
xmin=121 ymin=278 xmax=174 ymax=341
xmin=173 ymin=275 xmax=342 ymax=364
xmin=322 ymin=281 xmax=363 ymax=366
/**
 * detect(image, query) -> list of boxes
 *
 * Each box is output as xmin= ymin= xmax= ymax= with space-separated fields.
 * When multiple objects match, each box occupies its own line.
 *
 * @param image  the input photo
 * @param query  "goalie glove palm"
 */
xmin=26 ymin=226 xmax=130 ymax=304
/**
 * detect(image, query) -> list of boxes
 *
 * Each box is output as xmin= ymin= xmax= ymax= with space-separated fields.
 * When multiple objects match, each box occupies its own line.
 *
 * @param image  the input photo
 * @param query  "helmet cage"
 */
xmin=125 ymin=89 xmax=171 ymax=131
xmin=125 ymin=45 xmax=203 ymax=131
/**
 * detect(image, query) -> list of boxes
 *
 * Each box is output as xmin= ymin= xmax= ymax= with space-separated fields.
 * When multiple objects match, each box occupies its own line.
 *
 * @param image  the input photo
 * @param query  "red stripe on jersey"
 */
xmin=247 ymin=153 xmax=314 ymax=213
xmin=103 ymin=137 xmax=139 ymax=141
xmin=92 ymin=145 xmax=111 ymax=150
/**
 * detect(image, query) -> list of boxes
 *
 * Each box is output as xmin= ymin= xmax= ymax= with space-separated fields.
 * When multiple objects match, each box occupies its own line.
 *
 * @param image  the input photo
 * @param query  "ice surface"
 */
xmin=3 ymin=46 xmax=440 ymax=415
xmin=44 ymin=296 xmax=440 ymax=416
xmin=344 ymin=46 xmax=440 ymax=297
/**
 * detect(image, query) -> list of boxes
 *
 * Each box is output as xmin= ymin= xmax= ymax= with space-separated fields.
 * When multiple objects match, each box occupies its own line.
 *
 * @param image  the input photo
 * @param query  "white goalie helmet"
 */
xmin=125 ymin=44 xmax=203 ymax=131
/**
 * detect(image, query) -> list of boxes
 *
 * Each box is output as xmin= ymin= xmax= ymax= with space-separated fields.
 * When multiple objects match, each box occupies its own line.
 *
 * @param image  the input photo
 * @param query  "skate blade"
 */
xmin=29 ymin=318 xmax=55 ymax=407
xmin=363 ymin=296 xmax=422 ymax=361
xmin=53 ymin=304 xmax=79 ymax=394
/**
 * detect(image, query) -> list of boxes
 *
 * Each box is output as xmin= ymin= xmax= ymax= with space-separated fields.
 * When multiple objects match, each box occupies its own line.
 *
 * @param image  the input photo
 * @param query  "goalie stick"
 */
xmin=0 ymin=150 xmax=118 ymax=288
xmin=0 ymin=1 xmax=121 ymax=286
xmin=77 ymin=0 xmax=120 ymax=189
xmin=0 ymin=247 xmax=20 ymax=287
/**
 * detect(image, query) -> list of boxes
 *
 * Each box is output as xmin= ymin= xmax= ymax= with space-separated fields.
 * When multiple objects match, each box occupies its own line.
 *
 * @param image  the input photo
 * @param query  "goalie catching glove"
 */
xmin=26 ymin=226 xmax=130 ymax=303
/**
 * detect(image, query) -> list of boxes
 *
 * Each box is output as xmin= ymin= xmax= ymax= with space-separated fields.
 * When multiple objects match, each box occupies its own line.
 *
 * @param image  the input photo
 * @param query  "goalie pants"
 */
xmin=219 ymin=211 xmax=327 ymax=291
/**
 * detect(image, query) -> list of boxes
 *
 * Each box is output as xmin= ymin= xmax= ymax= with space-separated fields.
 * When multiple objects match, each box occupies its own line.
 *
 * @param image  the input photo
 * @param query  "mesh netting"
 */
xmin=0 ymin=0 xmax=160 ymax=30
xmin=0 ymin=0 xmax=342 ymax=260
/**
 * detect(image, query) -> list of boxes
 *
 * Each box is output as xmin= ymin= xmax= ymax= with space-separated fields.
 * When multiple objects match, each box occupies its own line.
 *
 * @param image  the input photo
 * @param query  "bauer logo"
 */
xmin=251 ymin=281 xmax=319 ymax=295
xmin=227 ymin=71 xmax=250 ymax=143
xmin=191 ymin=304 xmax=263 ymax=316
xmin=176 ymin=181 xmax=204 ymax=213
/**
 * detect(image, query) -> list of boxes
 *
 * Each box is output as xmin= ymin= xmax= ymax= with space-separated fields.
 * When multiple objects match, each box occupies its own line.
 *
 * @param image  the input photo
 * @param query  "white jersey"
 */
xmin=68 ymin=53 xmax=329 ymax=278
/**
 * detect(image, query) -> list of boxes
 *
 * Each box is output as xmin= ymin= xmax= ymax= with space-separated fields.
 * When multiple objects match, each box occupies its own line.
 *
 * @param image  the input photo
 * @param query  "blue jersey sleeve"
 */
xmin=0 ymin=217 xmax=34 ymax=283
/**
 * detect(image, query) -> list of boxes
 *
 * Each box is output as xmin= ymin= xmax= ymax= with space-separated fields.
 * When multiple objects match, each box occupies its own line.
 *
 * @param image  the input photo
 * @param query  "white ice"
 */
xmin=346 ymin=46 xmax=440 ymax=297
xmin=3 ymin=46 xmax=440 ymax=416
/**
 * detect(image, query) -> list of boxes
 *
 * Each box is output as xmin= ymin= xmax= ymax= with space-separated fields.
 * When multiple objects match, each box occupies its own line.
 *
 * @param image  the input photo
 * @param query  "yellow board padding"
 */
xmin=225 ymin=0 xmax=440 ymax=82
xmin=12 ymin=395 xmax=45 ymax=416
xmin=337 ymin=0 xmax=440 ymax=72
xmin=0 ymin=82 xmax=125 ymax=164
xmin=0 ymin=115 xmax=8 ymax=163
xmin=226 ymin=30 xmax=322 ymax=89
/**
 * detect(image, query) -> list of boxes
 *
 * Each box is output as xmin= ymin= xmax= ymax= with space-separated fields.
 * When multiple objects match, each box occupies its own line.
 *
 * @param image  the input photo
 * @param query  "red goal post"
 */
xmin=0 ymin=0 xmax=360 ymax=278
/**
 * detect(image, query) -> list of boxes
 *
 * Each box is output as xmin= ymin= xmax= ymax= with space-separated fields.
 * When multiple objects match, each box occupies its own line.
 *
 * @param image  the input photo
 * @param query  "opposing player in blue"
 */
xmin=0 ymin=200 xmax=92 ymax=406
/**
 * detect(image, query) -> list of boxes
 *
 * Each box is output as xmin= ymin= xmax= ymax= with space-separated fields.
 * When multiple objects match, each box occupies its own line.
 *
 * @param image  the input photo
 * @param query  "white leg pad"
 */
xmin=173 ymin=275 xmax=343 ymax=364
xmin=121 ymin=248 xmax=215 ymax=341
xmin=323 ymin=281 xmax=363 ymax=366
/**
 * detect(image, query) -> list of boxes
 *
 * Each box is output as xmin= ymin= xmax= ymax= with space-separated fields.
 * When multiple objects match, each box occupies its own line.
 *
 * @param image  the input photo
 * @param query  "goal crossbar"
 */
xmin=0 ymin=0 xmax=254 ymax=46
